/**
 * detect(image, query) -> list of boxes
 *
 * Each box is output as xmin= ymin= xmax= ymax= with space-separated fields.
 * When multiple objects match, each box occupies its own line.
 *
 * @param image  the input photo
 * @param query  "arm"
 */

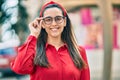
xmin=79 ymin=46 xmax=90 ymax=80
xmin=10 ymin=35 xmax=37 ymax=74
xmin=10 ymin=17 xmax=43 ymax=74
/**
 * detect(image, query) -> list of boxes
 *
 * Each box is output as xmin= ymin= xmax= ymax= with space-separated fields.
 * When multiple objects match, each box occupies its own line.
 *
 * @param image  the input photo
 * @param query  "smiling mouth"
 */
xmin=50 ymin=27 xmax=59 ymax=31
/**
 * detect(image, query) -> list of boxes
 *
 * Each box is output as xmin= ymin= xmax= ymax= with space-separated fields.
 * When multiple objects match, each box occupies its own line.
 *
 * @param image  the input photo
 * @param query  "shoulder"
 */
xmin=78 ymin=46 xmax=86 ymax=55
xmin=78 ymin=46 xmax=88 ymax=62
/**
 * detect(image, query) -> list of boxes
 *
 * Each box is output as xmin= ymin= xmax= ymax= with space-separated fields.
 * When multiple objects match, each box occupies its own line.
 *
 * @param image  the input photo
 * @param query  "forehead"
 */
xmin=43 ymin=7 xmax=63 ymax=17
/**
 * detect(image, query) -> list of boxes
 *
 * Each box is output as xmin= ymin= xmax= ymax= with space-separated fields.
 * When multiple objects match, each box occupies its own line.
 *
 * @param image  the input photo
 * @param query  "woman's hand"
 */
xmin=29 ymin=17 xmax=43 ymax=38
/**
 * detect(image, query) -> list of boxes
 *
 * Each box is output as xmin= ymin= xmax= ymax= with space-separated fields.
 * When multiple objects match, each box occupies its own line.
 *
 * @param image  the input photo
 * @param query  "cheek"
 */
xmin=42 ymin=24 xmax=50 ymax=29
xmin=60 ymin=26 xmax=65 ymax=33
xmin=44 ymin=27 xmax=51 ymax=35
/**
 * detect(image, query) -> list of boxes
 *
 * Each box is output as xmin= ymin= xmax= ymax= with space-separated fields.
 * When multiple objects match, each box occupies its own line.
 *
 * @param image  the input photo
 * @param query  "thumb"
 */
xmin=36 ymin=17 xmax=43 ymax=30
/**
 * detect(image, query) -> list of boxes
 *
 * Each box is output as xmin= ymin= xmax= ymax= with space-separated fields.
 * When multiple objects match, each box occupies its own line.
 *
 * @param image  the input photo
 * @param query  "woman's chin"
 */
xmin=50 ymin=33 xmax=61 ymax=38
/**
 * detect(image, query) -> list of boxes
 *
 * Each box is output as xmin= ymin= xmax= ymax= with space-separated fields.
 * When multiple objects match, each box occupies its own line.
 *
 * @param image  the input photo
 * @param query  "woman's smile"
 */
xmin=50 ymin=27 xmax=60 ymax=32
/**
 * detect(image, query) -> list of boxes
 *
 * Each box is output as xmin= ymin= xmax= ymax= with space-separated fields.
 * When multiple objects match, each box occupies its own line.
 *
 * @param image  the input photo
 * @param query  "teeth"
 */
xmin=51 ymin=28 xmax=58 ymax=31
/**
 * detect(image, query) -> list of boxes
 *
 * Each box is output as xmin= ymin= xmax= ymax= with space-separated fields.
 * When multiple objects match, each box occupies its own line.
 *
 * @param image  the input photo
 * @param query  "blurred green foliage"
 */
xmin=0 ymin=0 xmax=29 ymax=44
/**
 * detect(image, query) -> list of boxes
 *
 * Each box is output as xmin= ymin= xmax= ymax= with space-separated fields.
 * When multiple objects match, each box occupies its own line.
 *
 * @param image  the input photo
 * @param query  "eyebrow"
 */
xmin=43 ymin=16 xmax=52 ymax=19
xmin=43 ymin=15 xmax=63 ymax=18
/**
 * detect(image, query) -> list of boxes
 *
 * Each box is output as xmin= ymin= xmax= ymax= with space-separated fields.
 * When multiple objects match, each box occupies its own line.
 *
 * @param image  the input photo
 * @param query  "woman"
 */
xmin=11 ymin=1 xmax=90 ymax=80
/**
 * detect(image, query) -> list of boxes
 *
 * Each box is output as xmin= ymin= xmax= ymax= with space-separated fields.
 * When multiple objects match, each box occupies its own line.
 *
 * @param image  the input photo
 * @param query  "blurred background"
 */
xmin=0 ymin=0 xmax=120 ymax=80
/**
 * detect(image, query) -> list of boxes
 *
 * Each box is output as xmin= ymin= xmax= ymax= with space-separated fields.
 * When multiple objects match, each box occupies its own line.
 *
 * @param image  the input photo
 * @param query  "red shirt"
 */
xmin=10 ymin=35 xmax=90 ymax=80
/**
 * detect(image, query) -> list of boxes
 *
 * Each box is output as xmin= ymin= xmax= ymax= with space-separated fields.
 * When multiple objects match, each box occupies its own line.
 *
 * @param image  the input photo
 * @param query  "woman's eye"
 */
xmin=45 ymin=18 xmax=51 ymax=22
xmin=56 ymin=17 xmax=62 ymax=21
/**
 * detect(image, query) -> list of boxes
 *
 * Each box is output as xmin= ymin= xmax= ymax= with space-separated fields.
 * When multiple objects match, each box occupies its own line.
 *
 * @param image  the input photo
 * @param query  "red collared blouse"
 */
xmin=11 ymin=35 xmax=90 ymax=80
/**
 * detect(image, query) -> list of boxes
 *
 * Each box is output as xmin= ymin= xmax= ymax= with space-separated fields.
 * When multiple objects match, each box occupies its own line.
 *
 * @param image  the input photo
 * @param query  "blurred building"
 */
xmin=0 ymin=0 xmax=119 ymax=80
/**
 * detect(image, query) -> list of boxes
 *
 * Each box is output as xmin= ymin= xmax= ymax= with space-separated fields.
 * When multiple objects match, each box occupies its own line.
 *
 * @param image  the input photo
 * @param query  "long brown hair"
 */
xmin=34 ymin=4 xmax=86 ymax=69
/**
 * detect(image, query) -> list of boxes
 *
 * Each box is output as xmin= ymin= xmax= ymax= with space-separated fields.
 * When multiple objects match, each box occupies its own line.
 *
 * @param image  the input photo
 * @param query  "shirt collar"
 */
xmin=45 ymin=42 xmax=68 ymax=49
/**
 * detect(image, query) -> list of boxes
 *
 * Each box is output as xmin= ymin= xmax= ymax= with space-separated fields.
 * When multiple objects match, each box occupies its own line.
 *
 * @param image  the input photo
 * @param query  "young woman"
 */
xmin=11 ymin=1 xmax=90 ymax=80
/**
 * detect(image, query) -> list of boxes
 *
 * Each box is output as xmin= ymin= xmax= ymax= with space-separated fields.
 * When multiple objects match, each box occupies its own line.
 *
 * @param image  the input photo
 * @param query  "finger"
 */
xmin=32 ymin=20 xmax=38 ymax=28
xmin=34 ymin=20 xmax=38 ymax=27
xmin=36 ymin=17 xmax=43 ymax=24
xmin=38 ymin=20 xmax=43 ymax=29
xmin=29 ymin=22 xmax=34 ymax=28
xmin=34 ymin=18 xmax=42 ymax=26
xmin=36 ymin=17 xmax=43 ymax=21
xmin=29 ymin=17 xmax=43 ymax=29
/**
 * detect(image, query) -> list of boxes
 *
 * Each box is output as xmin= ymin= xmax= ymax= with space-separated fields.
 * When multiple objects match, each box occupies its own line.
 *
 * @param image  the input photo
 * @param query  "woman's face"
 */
xmin=42 ymin=7 xmax=66 ymax=38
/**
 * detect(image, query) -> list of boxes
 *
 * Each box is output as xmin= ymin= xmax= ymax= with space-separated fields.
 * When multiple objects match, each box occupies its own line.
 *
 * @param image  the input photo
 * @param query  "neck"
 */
xmin=47 ymin=36 xmax=64 ymax=50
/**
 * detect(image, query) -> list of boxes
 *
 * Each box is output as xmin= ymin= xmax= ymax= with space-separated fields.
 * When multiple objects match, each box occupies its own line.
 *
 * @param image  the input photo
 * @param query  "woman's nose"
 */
xmin=51 ymin=19 xmax=57 ymax=25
